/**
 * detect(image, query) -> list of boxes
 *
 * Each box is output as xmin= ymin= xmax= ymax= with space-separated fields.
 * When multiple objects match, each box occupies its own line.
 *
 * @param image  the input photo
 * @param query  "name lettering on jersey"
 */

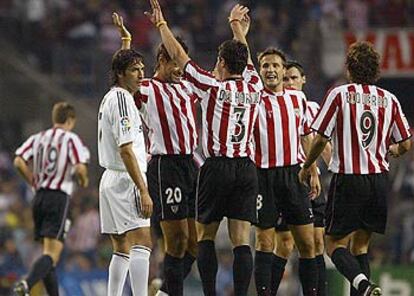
xmin=346 ymin=91 xmax=388 ymax=108
xmin=218 ymin=90 xmax=260 ymax=104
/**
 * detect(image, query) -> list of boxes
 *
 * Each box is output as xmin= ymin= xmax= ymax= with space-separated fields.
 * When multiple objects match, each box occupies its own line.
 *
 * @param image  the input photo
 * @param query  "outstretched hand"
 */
xmin=240 ymin=14 xmax=251 ymax=37
xmin=145 ymin=0 xmax=166 ymax=26
xmin=112 ymin=12 xmax=131 ymax=39
xmin=229 ymin=4 xmax=250 ymax=22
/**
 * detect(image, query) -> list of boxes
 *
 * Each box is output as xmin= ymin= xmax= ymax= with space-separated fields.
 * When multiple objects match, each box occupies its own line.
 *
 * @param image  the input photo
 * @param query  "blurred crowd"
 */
xmin=1 ymin=0 xmax=414 ymax=98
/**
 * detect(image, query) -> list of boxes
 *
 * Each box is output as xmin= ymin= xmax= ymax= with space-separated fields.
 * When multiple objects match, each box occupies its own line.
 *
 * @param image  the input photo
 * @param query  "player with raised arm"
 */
xmin=270 ymin=60 xmax=331 ymax=295
xmin=112 ymin=12 xmax=198 ymax=296
xmin=98 ymin=48 xmax=153 ymax=296
xmin=299 ymin=41 xmax=412 ymax=296
xmin=251 ymin=46 xmax=320 ymax=296
xmin=146 ymin=2 xmax=261 ymax=295
xmin=13 ymin=102 xmax=89 ymax=296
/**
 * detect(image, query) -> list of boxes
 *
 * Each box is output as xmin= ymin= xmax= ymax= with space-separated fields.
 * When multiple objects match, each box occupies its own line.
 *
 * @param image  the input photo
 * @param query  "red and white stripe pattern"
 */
xmin=184 ymin=61 xmax=262 ymax=158
xmin=307 ymin=101 xmax=320 ymax=123
xmin=253 ymin=88 xmax=311 ymax=168
xmin=312 ymin=83 xmax=412 ymax=174
xmin=15 ymin=128 xmax=90 ymax=195
xmin=135 ymin=78 xmax=198 ymax=155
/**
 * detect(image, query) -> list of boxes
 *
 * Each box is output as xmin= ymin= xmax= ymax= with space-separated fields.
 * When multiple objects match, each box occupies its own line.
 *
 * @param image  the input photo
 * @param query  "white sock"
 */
xmin=129 ymin=245 xmax=151 ymax=296
xmin=352 ymin=273 xmax=368 ymax=289
xmin=108 ymin=252 xmax=130 ymax=296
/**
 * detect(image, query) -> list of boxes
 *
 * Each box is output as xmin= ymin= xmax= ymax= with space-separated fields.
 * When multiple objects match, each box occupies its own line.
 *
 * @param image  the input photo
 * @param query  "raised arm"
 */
xmin=145 ymin=0 xmax=190 ymax=70
xmin=113 ymin=12 xmax=132 ymax=50
xmin=229 ymin=4 xmax=253 ymax=65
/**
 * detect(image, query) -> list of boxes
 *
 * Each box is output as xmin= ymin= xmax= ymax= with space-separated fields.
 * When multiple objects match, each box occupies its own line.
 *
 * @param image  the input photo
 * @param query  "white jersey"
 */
xmin=98 ymin=87 xmax=147 ymax=173
xmin=15 ymin=127 xmax=90 ymax=195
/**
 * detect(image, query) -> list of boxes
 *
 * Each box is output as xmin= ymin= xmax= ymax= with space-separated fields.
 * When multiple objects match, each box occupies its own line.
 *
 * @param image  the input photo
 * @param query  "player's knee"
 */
xmin=230 ymin=231 xmax=250 ymax=247
xmin=295 ymin=236 xmax=315 ymax=258
xmin=256 ymin=235 xmax=274 ymax=252
xmin=350 ymin=242 xmax=369 ymax=256
xmin=314 ymin=236 xmax=325 ymax=255
xmin=166 ymin=231 xmax=188 ymax=257
xmin=276 ymin=235 xmax=294 ymax=258
xmin=187 ymin=235 xmax=198 ymax=257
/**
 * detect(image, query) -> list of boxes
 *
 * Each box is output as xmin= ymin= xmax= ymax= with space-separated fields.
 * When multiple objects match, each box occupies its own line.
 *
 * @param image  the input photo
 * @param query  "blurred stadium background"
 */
xmin=0 ymin=0 xmax=413 ymax=295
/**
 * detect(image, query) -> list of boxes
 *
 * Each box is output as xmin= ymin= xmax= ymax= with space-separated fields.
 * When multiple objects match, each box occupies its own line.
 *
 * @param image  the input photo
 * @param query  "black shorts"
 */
xmin=275 ymin=188 xmax=326 ymax=231
xmin=256 ymin=165 xmax=314 ymax=230
xmin=32 ymin=189 xmax=71 ymax=242
xmin=325 ymin=173 xmax=388 ymax=236
xmin=196 ymin=157 xmax=258 ymax=224
xmin=147 ymin=155 xmax=197 ymax=222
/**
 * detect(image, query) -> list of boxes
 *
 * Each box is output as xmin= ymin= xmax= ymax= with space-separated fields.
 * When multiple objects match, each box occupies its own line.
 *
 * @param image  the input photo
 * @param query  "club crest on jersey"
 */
xmin=171 ymin=205 xmax=179 ymax=214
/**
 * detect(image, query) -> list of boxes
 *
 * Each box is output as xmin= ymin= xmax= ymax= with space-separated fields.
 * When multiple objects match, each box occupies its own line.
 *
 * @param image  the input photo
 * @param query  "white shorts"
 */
xmin=99 ymin=169 xmax=150 ymax=234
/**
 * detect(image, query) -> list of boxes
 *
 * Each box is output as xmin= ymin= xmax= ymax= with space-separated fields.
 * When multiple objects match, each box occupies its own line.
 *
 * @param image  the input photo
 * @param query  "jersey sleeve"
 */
xmin=306 ymin=101 xmax=320 ymax=123
xmin=243 ymin=64 xmax=263 ymax=91
xmin=111 ymin=89 xmax=137 ymax=147
xmin=311 ymin=87 xmax=340 ymax=138
xmin=183 ymin=60 xmax=219 ymax=99
xmin=15 ymin=135 xmax=35 ymax=161
xmin=391 ymin=98 xmax=412 ymax=143
xmin=68 ymin=134 xmax=90 ymax=165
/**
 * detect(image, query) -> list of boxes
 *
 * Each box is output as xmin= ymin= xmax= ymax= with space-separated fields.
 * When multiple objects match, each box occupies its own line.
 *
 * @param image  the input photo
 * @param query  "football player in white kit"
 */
xmin=98 ymin=49 xmax=153 ymax=296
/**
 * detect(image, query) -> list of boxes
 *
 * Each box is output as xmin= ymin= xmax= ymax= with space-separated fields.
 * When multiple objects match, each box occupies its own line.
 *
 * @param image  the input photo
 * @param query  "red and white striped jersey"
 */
xmin=15 ymin=127 xmax=90 ymax=195
xmin=134 ymin=78 xmax=198 ymax=155
xmin=312 ymin=83 xmax=412 ymax=174
xmin=307 ymin=101 xmax=320 ymax=122
xmin=253 ymin=88 xmax=311 ymax=168
xmin=183 ymin=61 xmax=262 ymax=158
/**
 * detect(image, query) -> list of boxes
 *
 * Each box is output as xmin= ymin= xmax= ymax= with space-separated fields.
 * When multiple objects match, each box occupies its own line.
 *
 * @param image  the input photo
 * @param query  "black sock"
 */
xmin=183 ymin=252 xmax=196 ymax=279
xmin=270 ymin=254 xmax=287 ymax=296
xmin=331 ymin=248 xmax=369 ymax=293
xmin=160 ymin=252 xmax=195 ymax=293
xmin=316 ymin=255 xmax=327 ymax=296
xmin=351 ymin=254 xmax=370 ymax=296
xmin=164 ymin=253 xmax=183 ymax=296
xmin=26 ymin=255 xmax=54 ymax=289
xmin=233 ymin=245 xmax=253 ymax=296
xmin=43 ymin=267 xmax=59 ymax=296
xmin=299 ymin=258 xmax=318 ymax=296
xmin=197 ymin=240 xmax=217 ymax=296
xmin=254 ymin=251 xmax=273 ymax=295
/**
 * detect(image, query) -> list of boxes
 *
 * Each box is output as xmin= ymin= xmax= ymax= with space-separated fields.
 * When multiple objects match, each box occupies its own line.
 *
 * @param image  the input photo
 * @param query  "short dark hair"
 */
xmin=257 ymin=47 xmax=287 ymax=67
xmin=52 ymin=102 xmax=76 ymax=124
xmin=218 ymin=40 xmax=248 ymax=75
xmin=346 ymin=41 xmax=380 ymax=84
xmin=286 ymin=60 xmax=305 ymax=76
xmin=156 ymin=36 xmax=189 ymax=69
xmin=111 ymin=49 xmax=144 ymax=85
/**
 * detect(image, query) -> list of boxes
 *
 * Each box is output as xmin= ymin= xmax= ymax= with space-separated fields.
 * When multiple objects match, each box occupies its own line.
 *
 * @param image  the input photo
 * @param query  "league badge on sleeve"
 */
xmin=121 ymin=116 xmax=131 ymax=134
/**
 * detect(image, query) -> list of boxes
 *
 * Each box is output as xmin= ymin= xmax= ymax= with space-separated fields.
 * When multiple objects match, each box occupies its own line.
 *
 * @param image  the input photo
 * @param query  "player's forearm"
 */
xmin=321 ymin=142 xmax=332 ymax=166
xmin=121 ymin=39 xmax=131 ymax=50
xmin=120 ymin=149 xmax=148 ymax=193
xmin=13 ymin=156 xmax=33 ymax=185
xmin=75 ymin=164 xmax=89 ymax=188
xmin=303 ymin=134 xmax=328 ymax=169
xmin=301 ymin=133 xmax=313 ymax=157
xmin=158 ymin=24 xmax=190 ymax=70
xmin=230 ymin=21 xmax=253 ymax=65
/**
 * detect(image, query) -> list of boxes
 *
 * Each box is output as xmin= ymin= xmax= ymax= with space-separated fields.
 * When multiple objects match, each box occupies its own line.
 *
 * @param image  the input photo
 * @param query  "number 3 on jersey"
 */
xmin=231 ymin=107 xmax=247 ymax=143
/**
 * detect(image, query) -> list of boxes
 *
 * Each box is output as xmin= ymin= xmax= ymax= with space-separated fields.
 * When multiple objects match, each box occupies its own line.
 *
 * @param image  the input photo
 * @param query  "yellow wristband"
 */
xmin=156 ymin=20 xmax=167 ymax=28
xmin=228 ymin=18 xmax=241 ymax=24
